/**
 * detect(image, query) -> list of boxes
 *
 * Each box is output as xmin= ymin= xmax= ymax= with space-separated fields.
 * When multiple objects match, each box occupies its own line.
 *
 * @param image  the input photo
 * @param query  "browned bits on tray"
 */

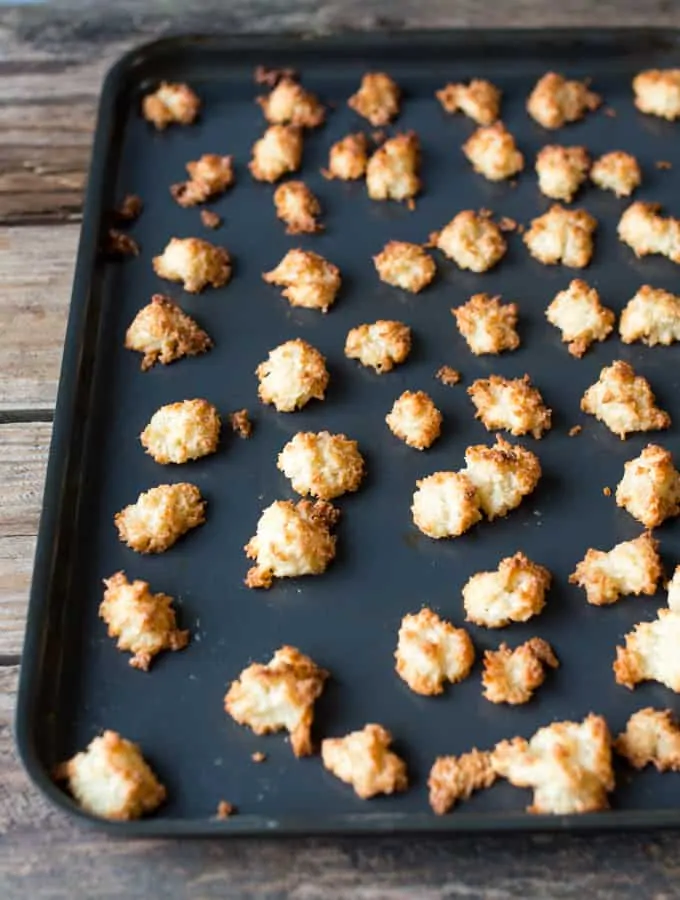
xmin=142 ymin=81 xmax=200 ymax=130
xmin=273 ymin=181 xmax=323 ymax=234
xmin=251 ymin=751 xmax=267 ymax=763
xmin=249 ymin=124 xmax=303 ymax=182
xmin=568 ymin=425 xmax=582 ymax=437
xmin=229 ymin=409 xmax=253 ymax=439
xmin=114 ymin=193 xmax=142 ymax=222
xmin=200 ymin=210 xmax=222 ymax=229
xmin=436 ymin=366 xmax=461 ymax=386
xmin=527 ymin=72 xmax=601 ymax=129
xmin=153 ymin=237 xmax=231 ymax=293
xmin=254 ymin=65 xmax=297 ymax=87
xmin=171 ymin=154 xmax=234 ymax=207
xmin=105 ymin=229 xmax=139 ymax=258
xmin=215 ymin=801 xmax=236 ymax=819
xmin=657 ymin=159 xmax=673 ymax=170
xmin=436 ymin=79 xmax=501 ymax=125
xmin=125 ymin=295 xmax=212 ymax=371
xmin=348 ymin=72 xmax=400 ymax=126
xmin=603 ymin=486 xmax=612 ymax=497
xmin=257 ymin=76 xmax=325 ymax=128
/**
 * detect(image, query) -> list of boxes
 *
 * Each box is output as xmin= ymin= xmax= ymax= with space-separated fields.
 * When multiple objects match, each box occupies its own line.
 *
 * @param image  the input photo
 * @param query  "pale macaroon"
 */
xmin=462 ymin=122 xmax=524 ymax=181
xmin=321 ymin=724 xmax=408 ymax=799
xmin=524 ymin=204 xmax=597 ymax=268
xmin=142 ymin=81 xmax=200 ymax=129
xmin=590 ymin=151 xmax=641 ymax=197
xmin=348 ymin=72 xmax=400 ymax=126
xmin=140 ymin=399 xmax=220 ymax=464
xmin=614 ymin=608 xmax=680 ymax=692
xmin=153 ymin=237 xmax=231 ymax=293
xmin=344 ymin=320 xmax=411 ymax=374
xmin=526 ymin=72 xmax=601 ymax=129
xmin=124 ymin=295 xmax=212 ymax=371
xmin=256 ymin=77 xmax=325 ymax=128
xmin=545 ymin=279 xmax=615 ymax=357
xmin=535 ymin=145 xmax=590 ymax=202
xmin=277 ymin=431 xmax=365 ymax=500
xmin=619 ymin=285 xmax=680 ymax=346
xmin=249 ymin=124 xmax=303 ymax=182
xmin=428 ymin=750 xmax=497 ymax=815
xmin=463 ymin=552 xmax=551 ymax=628
xmin=436 ymin=79 xmax=501 ymax=125
xmin=580 ymin=360 xmax=670 ymax=439
xmin=431 ymin=210 xmax=506 ymax=273
xmin=569 ymin=531 xmax=662 ymax=606
xmin=263 ymin=249 xmax=341 ymax=312
xmin=395 ymin=608 xmax=475 ymax=696
xmin=615 ymin=444 xmax=680 ymax=528
xmin=366 ymin=132 xmax=421 ymax=202
xmin=386 ymin=390 xmax=443 ymax=450
xmin=468 ymin=375 xmax=552 ymax=439
xmin=482 ymin=638 xmax=558 ymax=704
xmin=256 ymin=339 xmax=329 ymax=412
xmin=411 ymin=471 xmax=483 ymax=539
xmin=373 ymin=241 xmax=436 ymax=293
xmin=633 ymin=69 xmax=680 ymax=119
xmin=615 ymin=708 xmax=680 ymax=771
xmin=114 ymin=483 xmax=206 ymax=554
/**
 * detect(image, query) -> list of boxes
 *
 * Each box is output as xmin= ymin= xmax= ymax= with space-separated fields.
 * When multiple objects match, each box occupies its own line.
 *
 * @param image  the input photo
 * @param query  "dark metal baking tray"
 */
xmin=16 ymin=29 xmax=680 ymax=836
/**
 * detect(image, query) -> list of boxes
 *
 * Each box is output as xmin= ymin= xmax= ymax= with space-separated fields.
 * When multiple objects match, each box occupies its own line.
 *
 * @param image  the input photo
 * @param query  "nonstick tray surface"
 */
xmin=17 ymin=30 xmax=680 ymax=835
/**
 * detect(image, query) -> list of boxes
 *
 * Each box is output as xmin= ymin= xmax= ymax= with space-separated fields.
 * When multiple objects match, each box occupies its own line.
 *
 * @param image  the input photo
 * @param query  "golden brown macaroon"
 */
xmin=428 ymin=750 xmax=497 ymax=815
xmin=225 ymin=646 xmax=328 ymax=756
xmin=277 ymin=431 xmax=364 ymax=500
xmin=618 ymin=201 xmax=680 ymax=264
xmin=431 ymin=210 xmax=507 ymax=273
xmin=633 ymin=69 xmax=680 ymax=120
xmin=545 ymin=279 xmax=615 ymax=358
xmin=615 ymin=444 xmax=680 ymax=528
xmin=256 ymin=339 xmax=329 ymax=413
xmin=492 ymin=715 xmax=614 ymax=814
xmin=620 ymin=285 xmax=680 ymax=346
xmin=373 ymin=241 xmax=436 ymax=293
xmin=324 ymin=133 xmax=369 ymax=180
xmin=452 ymin=293 xmax=519 ymax=356
xmin=463 ymin=552 xmax=551 ymax=628
xmin=590 ymin=151 xmax=641 ymax=198
xmin=366 ymin=132 xmax=420 ymax=202
xmin=462 ymin=436 xmax=542 ymax=521
xmin=55 ymin=730 xmax=166 ymax=820
xmin=468 ymin=375 xmax=552 ymax=439
xmin=249 ymin=125 xmax=303 ymax=183
xmin=99 ymin=571 xmax=189 ymax=671
xmin=257 ymin=77 xmax=324 ymax=128
xmin=263 ymin=249 xmax=341 ymax=312
xmin=482 ymin=638 xmax=558 ymax=704
xmin=411 ymin=472 xmax=482 ymax=539
xmin=124 ymin=295 xmax=212 ymax=371
xmin=535 ymin=145 xmax=590 ymax=202
xmin=153 ymin=237 xmax=231 ymax=293
xmin=527 ymin=72 xmax=601 ymax=129
xmin=321 ymin=724 xmax=408 ymax=799
xmin=614 ymin=608 xmax=680 ymax=692
xmin=344 ymin=320 xmax=411 ymax=374
xmin=395 ymin=608 xmax=475 ymax=696
xmin=244 ymin=499 xmax=339 ymax=589
xmin=140 ymin=399 xmax=220 ymax=465
xmin=142 ymin=81 xmax=200 ymax=130
xmin=569 ymin=531 xmax=662 ymax=606
xmin=170 ymin=154 xmax=234 ymax=207
xmin=436 ymin=79 xmax=501 ymax=125
xmin=580 ymin=360 xmax=671 ymax=440
xmin=386 ymin=390 xmax=443 ymax=450
xmin=524 ymin=204 xmax=597 ymax=268
xmin=348 ymin=72 xmax=400 ymax=126
xmin=462 ymin=122 xmax=524 ymax=182
xmin=615 ymin=708 xmax=680 ymax=770
xmin=115 ymin=483 xmax=206 ymax=554
xmin=273 ymin=181 xmax=323 ymax=234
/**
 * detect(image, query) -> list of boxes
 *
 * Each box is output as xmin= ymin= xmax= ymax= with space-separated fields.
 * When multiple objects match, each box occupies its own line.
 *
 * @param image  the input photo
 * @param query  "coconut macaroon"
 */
xmin=524 ymin=204 xmax=597 ymax=268
xmin=373 ymin=241 xmax=436 ymax=293
xmin=411 ymin=472 xmax=483 ymax=539
xmin=348 ymin=72 xmax=400 ymax=126
xmin=452 ymin=293 xmax=520 ymax=356
xmin=535 ymin=145 xmax=590 ymax=202
xmin=324 ymin=133 xmax=369 ymax=180
xmin=124 ymin=295 xmax=213 ymax=371
xmin=224 ymin=646 xmax=328 ymax=756
xmin=153 ymin=237 xmax=231 ymax=293
xmin=620 ymin=285 xmax=680 ymax=346
xmin=436 ymin=79 xmax=501 ymax=125
xmin=395 ymin=608 xmax=475 ymax=696
xmin=386 ymin=390 xmax=443 ymax=450
xmin=615 ymin=708 xmax=680 ymax=771
xmin=614 ymin=608 xmax=680 ymax=692
xmin=569 ymin=531 xmax=662 ymax=606
xmin=345 ymin=320 xmax=411 ymax=374
xmin=545 ymin=279 xmax=615 ymax=358
xmin=617 ymin=201 xmax=680 ymax=264
xmin=277 ymin=431 xmax=365 ymax=500
xmin=366 ymin=132 xmax=421 ymax=202
xmin=321 ymin=724 xmax=408 ymax=799
xmin=140 ymin=399 xmax=220 ymax=465
xmin=55 ymin=731 xmax=166 ymax=821
xmin=257 ymin=77 xmax=325 ymax=128
xmin=668 ymin=566 xmax=680 ymax=612
xmin=244 ymin=499 xmax=339 ymax=589
xmin=580 ymin=360 xmax=671 ymax=440
xmin=463 ymin=436 xmax=542 ymax=521
xmin=633 ymin=68 xmax=680 ymax=120
xmin=431 ymin=210 xmax=507 ymax=273
xmin=462 ymin=122 xmax=524 ymax=182
xmin=142 ymin=81 xmax=200 ymax=130
xmin=99 ymin=572 xmax=189 ymax=671
xmin=263 ymin=249 xmax=341 ymax=312
xmin=615 ymin=444 xmax=680 ymax=528
xmin=492 ymin=715 xmax=614 ymax=815
xmin=249 ymin=124 xmax=303 ymax=182
xmin=463 ymin=552 xmax=551 ymax=628
xmin=428 ymin=750 xmax=497 ymax=815
xmin=526 ymin=72 xmax=601 ymax=129
xmin=468 ymin=375 xmax=552 ymax=440
xmin=170 ymin=154 xmax=234 ymax=207
xmin=590 ymin=151 xmax=641 ymax=198
xmin=482 ymin=638 xmax=558 ymax=705
xmin=115 ymin=483 xmax=206 ymax=554
xmin=256 ymin=339 xmax=329 ymax=413
xmin=273 ymin=181 xmax=323 ymax=234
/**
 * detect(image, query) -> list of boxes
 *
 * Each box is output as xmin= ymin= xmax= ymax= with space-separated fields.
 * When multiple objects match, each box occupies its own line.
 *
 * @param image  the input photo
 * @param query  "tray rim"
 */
xmin=15 ymin=25 xmax=680 ymax=838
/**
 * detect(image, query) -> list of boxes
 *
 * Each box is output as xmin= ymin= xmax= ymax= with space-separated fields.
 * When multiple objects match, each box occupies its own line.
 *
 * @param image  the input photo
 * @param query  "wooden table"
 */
xmin=3 ymin=2 xmax=680 ymax=896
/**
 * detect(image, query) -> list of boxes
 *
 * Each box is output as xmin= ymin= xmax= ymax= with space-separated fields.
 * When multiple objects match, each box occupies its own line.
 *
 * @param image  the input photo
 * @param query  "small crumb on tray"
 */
xmin=436 ymin=366 xmax=461 ymax=386
xmin=603 ymin=486 xmax=612 ymax=497
xmin=499 ymin=217 xmax=518 ymax=232
xmin=201 ymin=210 xmax=222 ymax=229
xmin=114 ymin=194 xmax=142 ymax=222
xmin=105 ymin=229 xmax=139 ymax=258
xmin=216 ymin=801 xmax=236 ymax=819
xmin=656 ymin=160 xmax=673 ymax=170
xmin=252 ymin=751 xmax=266 ymax=763
xmin=230 ymin=409 xmax=253 ymax=439
xmin=569 ymin=425 xmax=582 ymax=437
xmin=254 ymin=65 xmax=297 ymax=86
